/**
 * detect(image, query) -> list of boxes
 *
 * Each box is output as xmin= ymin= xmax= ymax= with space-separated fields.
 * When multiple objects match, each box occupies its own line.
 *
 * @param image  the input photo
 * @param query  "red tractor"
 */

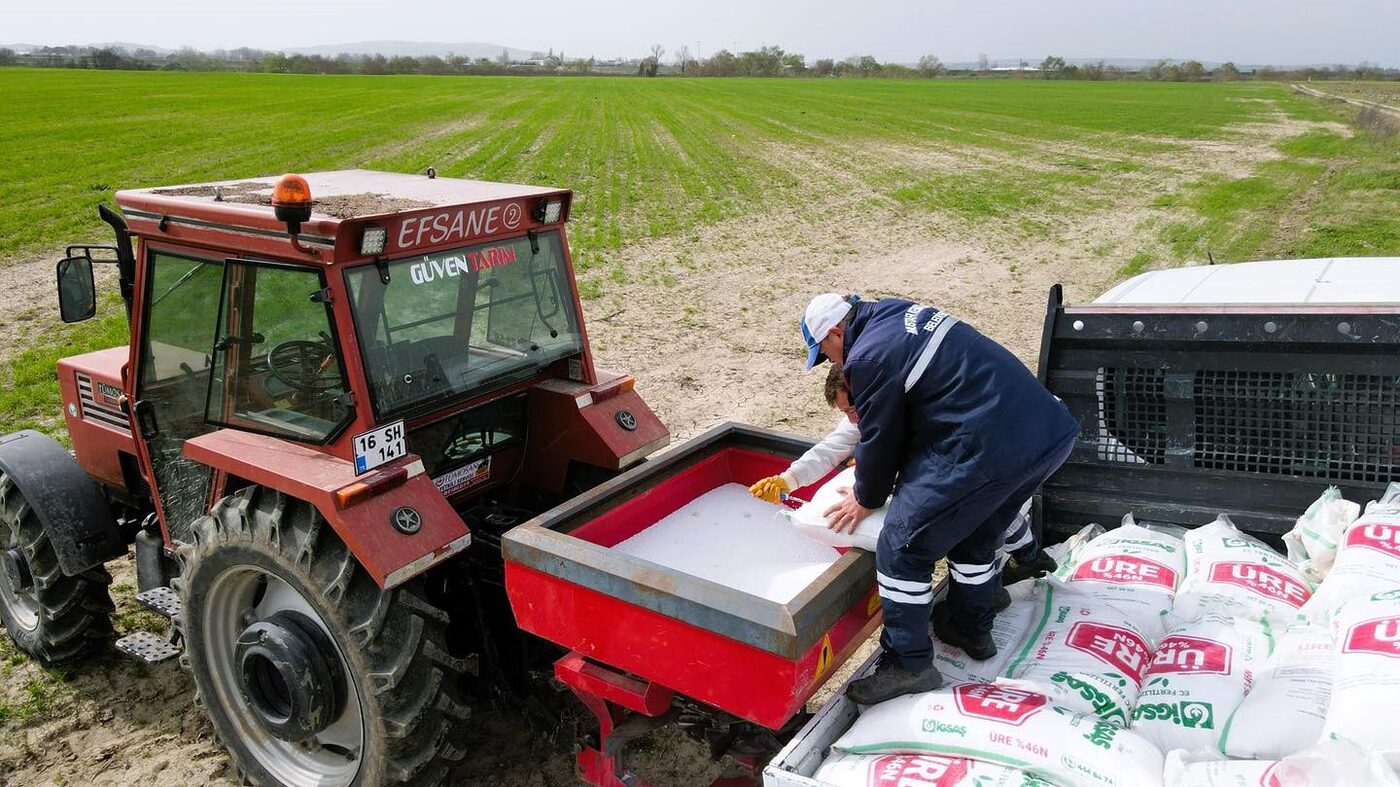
xmin=0 ymin=170 xmax=669 ymax=785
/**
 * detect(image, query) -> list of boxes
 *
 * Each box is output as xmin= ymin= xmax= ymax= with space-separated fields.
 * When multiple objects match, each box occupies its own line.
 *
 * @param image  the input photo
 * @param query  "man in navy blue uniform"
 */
xmin=802 ymin=293 xmax=1078 ymax=704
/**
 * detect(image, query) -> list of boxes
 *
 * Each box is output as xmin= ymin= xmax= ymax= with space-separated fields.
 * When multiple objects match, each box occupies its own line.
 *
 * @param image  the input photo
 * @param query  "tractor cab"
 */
xmin=55 ymin=170 xmax=666 ymax=560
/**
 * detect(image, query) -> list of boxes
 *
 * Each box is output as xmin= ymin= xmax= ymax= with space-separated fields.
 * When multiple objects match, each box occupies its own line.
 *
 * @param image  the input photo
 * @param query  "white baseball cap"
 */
xmin=801 ymin=293 xmax=854 ymax=370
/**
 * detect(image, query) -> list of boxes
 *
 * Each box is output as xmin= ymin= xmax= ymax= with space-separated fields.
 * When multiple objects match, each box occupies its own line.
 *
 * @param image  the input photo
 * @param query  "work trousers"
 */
xmin=1000 ymin=498 xmax=1041 ymax=564
xmin=874 ymin=435 xmax=1074 ymax=672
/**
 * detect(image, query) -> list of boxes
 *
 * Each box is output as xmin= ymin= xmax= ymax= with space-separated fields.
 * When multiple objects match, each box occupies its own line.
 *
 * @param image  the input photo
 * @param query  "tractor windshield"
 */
xmin=346 ymin=229 xmax=583 ymax=418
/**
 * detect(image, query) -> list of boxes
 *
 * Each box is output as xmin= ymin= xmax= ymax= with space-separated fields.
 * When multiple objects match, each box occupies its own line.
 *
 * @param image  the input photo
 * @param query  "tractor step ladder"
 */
xmin=135 ymin=586 xmax=182 ymax=619
xmin=114 ymin=586 xmax=183 ymax=664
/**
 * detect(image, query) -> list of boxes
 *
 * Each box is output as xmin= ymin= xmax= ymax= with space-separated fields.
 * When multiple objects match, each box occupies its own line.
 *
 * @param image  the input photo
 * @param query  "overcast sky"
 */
xmin=6 ymin=0 xmax=1397 ymax=66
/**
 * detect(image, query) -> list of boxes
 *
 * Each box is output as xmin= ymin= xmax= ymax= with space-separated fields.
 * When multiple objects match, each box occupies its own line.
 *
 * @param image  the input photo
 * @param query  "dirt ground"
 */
xmin=0 ymin=104 xmax=1344 ymax=786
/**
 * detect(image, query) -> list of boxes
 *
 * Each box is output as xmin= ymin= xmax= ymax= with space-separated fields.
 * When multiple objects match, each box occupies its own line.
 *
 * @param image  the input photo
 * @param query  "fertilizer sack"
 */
xmin=1219 ymin=622 xmax=1332 ymax=760
xmin=933 ymin=581 xmax=1040 ymax=685
xmin=788 ymin=467 xmax=885 ymax=551
xmin=1170 ymin=516 xmax=1313 ymax=627
xmin=814 ymin=751 xmax=1052 ymax=787
xmin=1002 ymin=578 xmax=1154 ymax=726
xmin=1320 ymin=587 xmax=1400 ymax=768
xmin=1282 ymin=486 xmax=1360 ymax=584
xmin=830 ymin=682 xmax=1165 ymax=787
xmin=1164 ymin=739 xmax=1400 ymax=787
xmin=1046 ymin=523 xmax=1107 ymax=581
xmin=1302 ymin=484 xmax=1400 ymax=622
xmin=1062 ymin=515 xmax=1186 ymax=639
xmin=1130 ymin=613 xmax=1271 ymax=753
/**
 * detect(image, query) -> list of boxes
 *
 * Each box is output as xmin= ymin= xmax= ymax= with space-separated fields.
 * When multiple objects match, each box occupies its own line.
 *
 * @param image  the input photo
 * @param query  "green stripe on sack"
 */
xmin=1005 ymin=581 xmax=1056 ymax=677
xmin=1218 ymin=702 xmax=1239 ymax=751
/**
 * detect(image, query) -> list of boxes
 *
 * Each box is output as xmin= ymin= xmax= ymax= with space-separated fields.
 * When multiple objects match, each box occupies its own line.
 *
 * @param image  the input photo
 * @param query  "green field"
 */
xmin=2 ymin=69 xmax=1399 ymax=435
xmin=6 ymin=71 xmax=1395 ymax=262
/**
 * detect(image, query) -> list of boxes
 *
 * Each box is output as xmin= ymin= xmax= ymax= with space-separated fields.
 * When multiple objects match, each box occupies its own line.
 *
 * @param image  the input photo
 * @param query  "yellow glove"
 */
xmin=749 ymin=475 xmax=789 ymax=504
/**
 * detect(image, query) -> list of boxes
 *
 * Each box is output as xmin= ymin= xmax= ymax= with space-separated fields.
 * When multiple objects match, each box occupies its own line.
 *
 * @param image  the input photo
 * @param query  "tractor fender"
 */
xmin=182 ymin=428 xmax=471 ymax=589
xmin=0 ymin=430 xmax=126 ymax=575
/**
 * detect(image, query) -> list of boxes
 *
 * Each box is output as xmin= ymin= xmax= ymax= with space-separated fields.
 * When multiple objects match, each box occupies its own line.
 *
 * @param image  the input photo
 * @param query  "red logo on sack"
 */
xmin=1207 ymin=562 xmax=1310 ymax=607
xmin=952 ymin=683 xmax=1046 ymax=726
xmin=1066 ymin=622 xmax=1152 ymax=684
xmin=1072 ymin=555 xmax=1178 ymax=589
xmin=1151 ymin=635 xmax=1233 ymax=675
xmin=1344 ymin=523 xmax=1400 ymax=561
xmin=868 ymin=754 xmax=972 ymax=787
xmin=1342 ymin=616 xmax=1400 ymax=659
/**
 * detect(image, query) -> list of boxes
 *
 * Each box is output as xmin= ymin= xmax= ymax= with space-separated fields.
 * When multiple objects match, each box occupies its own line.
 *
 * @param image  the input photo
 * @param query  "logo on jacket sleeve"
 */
xmin=951 ymin=683 xmax=1046 ymax=725
xmin=1066 ymin=622 xmax=1152 ymax=684
xmin=1150 ymin=635 xmax=1233 ymax=674
xmin=1072 ymin=555 xmax=1178 ymax=589
xmin=1206 ymin=562 xmax=1310 ymax=607
xmin=1343 ymin=616 xmax=1400 ymax=658
xmin=867 ymin=754 xmax=971 ymax=787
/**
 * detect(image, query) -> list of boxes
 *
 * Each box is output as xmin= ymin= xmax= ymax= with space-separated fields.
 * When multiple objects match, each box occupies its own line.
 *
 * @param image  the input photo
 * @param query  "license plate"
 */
xmin=353 ymin=421 xmax=406 ymax=474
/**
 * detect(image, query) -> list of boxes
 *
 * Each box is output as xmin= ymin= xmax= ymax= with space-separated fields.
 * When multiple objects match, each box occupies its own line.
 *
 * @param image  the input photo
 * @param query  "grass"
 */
xmin=0 ymin=71 xmax=1283 ymax=261
xmin=0 ymin=635 xmax=72 ymax=725
xmin=0 ymin=70 xmax=1396 ymax=436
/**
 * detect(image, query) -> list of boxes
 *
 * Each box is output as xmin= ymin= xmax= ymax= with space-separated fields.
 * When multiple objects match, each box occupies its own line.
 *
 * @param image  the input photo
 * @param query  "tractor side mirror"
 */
xmin=57 ymin=255 xmax=97 ymax=323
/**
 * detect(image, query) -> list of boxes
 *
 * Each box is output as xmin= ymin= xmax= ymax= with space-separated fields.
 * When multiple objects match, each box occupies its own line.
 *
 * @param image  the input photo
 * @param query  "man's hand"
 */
xmin=749 ymin=475 xmax=789 ymax=504
xmin=823 ymin=487 xmax=873 ymax=534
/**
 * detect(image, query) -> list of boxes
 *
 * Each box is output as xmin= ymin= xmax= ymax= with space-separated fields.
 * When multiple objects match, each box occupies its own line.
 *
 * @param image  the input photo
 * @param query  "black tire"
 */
xmin=175 ymin=486 xmax=470 ymax=787
xmin=0 ymin=472 xmax=114 ymax=665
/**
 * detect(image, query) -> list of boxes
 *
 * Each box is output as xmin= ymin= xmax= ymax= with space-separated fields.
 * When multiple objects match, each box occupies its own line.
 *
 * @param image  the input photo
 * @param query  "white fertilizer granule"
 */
xmin=611 ymin=483 xmax=841 ymax=603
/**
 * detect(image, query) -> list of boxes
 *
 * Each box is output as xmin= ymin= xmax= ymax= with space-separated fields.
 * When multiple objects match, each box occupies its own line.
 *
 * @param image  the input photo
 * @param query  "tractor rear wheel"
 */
xmin=0 ymin=472 xmax=114 ymax=665
xmin=175 ymin=486 xmax=470 ymax=787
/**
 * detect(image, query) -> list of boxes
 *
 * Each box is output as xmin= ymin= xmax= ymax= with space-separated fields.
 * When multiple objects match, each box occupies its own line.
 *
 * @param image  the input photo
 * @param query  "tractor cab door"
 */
xmin=132 ymin=252 xmax=354 ymax=545
xmin=130 ymin=250 xmax=226 ymax=544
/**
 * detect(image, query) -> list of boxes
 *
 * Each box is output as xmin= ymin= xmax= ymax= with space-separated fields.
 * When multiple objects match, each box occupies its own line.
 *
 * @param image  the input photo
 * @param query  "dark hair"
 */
xmin=824 ymin=364 xmax=849 ymax=407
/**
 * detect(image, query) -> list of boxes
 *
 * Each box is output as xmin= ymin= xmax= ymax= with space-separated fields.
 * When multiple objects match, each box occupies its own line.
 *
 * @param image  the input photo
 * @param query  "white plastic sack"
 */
xmin=1320 ymin=587 xmax=1400 ymax=769
xmin=1302 ymin=487 xmax=1400 ymax=623
xmin=933 ymin=581 xmax=1040 ymax=685
xmin=1063 ymin=515 xmax=1186 ymax=639
xmin=1002 ymin=579 xmax=1154 ymax=726
xmin=830 ymin=683 xmax=1165 ymax=787
xmin=1171 ymin=516 xmax=1313 ymax=627
xmin=1047 ymin=523 xmax=1106 ymax=581
xmin=814 ymin=751 xmax=1052 ymax=787
xmin=1130 ymin=613 xmax=1272 ymax=753
xmin=788 ymin=466 xmax=886 ymax=551
xmin=1282 ymin=487 xmax=1360 ymax=583
xmin=1164 ymin=738 xmax=1400 ymax=787
xmin=1219 ymin=623 xmax=1332 ymax=760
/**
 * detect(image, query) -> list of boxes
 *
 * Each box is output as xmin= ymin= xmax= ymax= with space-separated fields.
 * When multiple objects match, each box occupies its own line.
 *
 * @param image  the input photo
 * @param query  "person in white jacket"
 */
xmin=750 ymin=366 xmax=1055 ymax=595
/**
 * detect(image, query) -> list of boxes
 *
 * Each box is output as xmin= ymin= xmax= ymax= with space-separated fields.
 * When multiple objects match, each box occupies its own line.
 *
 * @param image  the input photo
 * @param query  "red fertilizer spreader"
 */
xmin=503 ymin=424 xmax=881 ymax=786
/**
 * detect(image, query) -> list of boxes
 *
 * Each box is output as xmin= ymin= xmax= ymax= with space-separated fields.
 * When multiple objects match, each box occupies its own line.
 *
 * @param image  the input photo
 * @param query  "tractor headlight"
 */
xmin=533 ymin=199 xmax=564 ymax=224
xmin=360 ymin=225 xmax=387 ymax=256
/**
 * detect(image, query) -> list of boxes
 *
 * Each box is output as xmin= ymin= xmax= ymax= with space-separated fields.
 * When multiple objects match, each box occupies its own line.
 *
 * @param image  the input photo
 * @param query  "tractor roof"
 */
xmin=114 ymin=170 xmax=571 ymax=262
xmin=118 ymin=169 xmax=562 ymax=222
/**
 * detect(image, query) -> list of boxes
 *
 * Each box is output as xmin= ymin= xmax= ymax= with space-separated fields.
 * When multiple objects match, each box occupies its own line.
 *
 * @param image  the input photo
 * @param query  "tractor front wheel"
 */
xmin=176 ymin=486 xmax=469 ymax=787
xmin=0 ymin=472 xmax=114 ymax=665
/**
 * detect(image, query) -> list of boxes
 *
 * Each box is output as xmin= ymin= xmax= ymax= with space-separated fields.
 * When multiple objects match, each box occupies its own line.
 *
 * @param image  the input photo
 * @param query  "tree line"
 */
xmin=0 ymin=44 xmax=1395 ymax=83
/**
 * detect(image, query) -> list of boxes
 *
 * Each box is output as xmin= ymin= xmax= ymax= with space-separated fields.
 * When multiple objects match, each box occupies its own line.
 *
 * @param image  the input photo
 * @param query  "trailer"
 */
xmin=762 ymin=259 xmax=1400 ymax=784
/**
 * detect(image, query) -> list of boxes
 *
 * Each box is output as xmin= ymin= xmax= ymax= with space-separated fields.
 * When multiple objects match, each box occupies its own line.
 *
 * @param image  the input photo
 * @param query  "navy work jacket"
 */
xmin=842 ymin=299 xmax=1078 ymax=541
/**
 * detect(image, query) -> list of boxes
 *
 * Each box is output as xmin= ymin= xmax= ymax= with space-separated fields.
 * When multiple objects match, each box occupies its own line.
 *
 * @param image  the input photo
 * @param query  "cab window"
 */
xmin=205 ymin=260 xmax=351 ymax=442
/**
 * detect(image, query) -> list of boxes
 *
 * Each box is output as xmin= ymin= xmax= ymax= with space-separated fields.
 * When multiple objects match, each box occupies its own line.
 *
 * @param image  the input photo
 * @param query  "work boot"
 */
xmin=939 ymin=586 xmax=1009 ymax=617
xmin=845 ymin=653 xmax=943 ymax=706
xmin=993 ymin=585 xmax=1011 ymax=612
xmin=1001 ymin=552 xmax=1058 ymax=586
xmin=931 ymin=602 xmax=997 ymax=661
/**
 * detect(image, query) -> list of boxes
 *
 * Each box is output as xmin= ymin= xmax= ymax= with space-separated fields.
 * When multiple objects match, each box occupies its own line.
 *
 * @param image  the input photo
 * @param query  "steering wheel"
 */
xmin=266 ymin=339 xmax=339 ymax=392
